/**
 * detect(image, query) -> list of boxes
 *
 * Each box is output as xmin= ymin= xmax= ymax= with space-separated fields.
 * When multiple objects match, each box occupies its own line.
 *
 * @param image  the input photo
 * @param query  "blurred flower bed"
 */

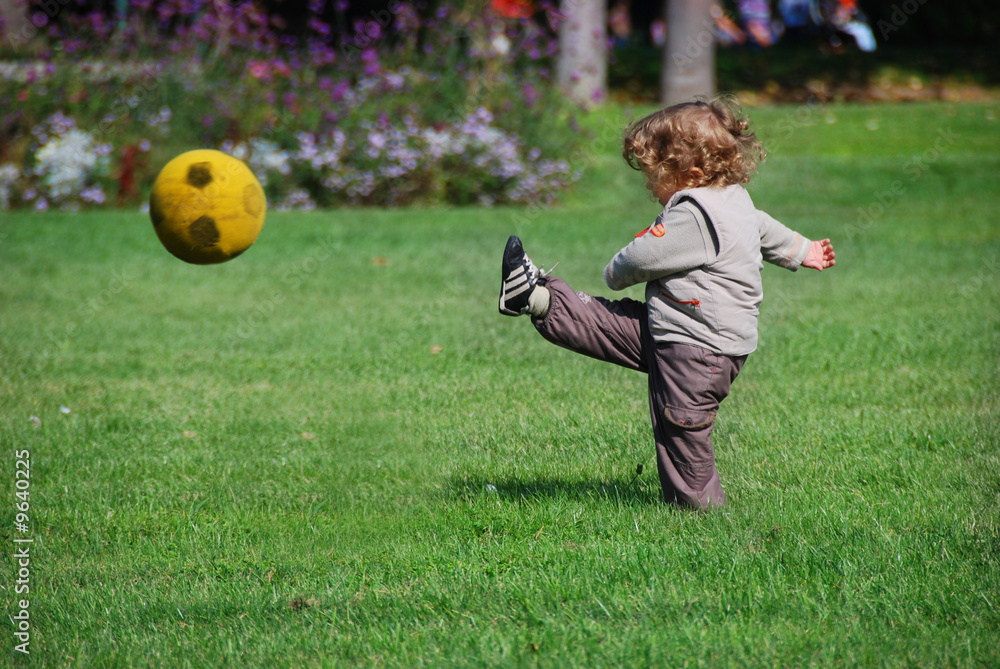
xmin=0 ymin=0 xmax=584 ymax=211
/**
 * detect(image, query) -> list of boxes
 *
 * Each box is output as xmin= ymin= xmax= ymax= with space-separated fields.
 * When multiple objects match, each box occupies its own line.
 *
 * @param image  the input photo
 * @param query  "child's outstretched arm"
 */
xmin=758 ymin=210 xmax=814 ymax=271
xmin=801 ymin=238 xmax=836 ymax=271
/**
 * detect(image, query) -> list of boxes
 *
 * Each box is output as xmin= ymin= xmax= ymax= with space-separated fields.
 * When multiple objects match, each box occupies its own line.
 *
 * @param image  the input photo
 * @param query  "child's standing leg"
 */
xmin=646 ymin=344 xmax=745 ymax=510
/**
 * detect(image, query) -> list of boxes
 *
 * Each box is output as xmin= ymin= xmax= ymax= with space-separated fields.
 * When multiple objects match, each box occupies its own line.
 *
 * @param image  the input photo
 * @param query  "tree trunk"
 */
xmin=661 ymin=0 xmax=716 ymax=105
xmin=0 ymin=0 xmax=30 ymax=49
xmin=556 ymin=0 xmax=607 ymax=107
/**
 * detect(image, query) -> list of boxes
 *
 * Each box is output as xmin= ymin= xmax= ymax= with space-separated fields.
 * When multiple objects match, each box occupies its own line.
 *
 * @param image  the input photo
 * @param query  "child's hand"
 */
xmin=802 ymin=238 xmax=836 ymax=271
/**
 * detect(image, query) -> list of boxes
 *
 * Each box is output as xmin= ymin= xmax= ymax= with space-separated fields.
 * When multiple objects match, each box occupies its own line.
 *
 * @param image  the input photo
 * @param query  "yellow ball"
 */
xmin=149 ymin=149 xmax=266 ymax=264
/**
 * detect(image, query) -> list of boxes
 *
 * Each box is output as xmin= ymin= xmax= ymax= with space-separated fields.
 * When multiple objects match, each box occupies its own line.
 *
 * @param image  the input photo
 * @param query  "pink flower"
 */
xmin=249 ymin=61 xmax=269 ymax=79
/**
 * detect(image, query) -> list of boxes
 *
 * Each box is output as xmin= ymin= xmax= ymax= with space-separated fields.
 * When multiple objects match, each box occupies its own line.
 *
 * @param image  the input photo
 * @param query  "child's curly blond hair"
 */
xmin=623 ymin=97 xmax=765 ymax=201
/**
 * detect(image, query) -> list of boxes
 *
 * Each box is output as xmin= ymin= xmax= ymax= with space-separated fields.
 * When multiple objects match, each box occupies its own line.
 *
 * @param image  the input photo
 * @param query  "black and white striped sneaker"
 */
xmin=499 ymin=235 xmax=546 ymax=316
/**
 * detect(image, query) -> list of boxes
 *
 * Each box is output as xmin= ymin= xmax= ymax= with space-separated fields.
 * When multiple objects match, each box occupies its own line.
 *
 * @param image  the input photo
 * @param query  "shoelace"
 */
xmin=526 ymin=258 xmax=558 ymax=281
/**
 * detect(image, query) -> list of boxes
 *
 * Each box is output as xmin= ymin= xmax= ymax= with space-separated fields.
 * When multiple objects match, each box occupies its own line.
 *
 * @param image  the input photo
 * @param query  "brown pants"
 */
xmin=532 ymin=278 xmax=745 ymax=510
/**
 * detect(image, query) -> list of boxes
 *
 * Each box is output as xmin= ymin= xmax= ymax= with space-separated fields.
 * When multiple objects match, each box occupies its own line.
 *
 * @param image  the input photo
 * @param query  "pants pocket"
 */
xmin=664 ymin=405 xmax=716 ymax=431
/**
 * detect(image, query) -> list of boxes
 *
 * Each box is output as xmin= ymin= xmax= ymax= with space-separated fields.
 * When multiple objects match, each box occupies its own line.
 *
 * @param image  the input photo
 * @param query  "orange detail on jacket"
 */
xmin=659 ymin=291 xmax=701 ymax=308
xmin=635 ymin=221 xmax=666 ymax=238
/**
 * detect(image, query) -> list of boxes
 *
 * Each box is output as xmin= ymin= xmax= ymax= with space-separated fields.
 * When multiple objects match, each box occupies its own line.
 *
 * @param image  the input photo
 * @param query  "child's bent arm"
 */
xmin=604 ymin=202 xmax=716 ymax=290
xmin=758 ymin=209 xmax=811 ymax=270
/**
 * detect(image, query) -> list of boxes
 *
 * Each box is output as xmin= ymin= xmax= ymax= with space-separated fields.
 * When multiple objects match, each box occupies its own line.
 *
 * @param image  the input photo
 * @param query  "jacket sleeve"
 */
xmin=758 ymin=209 xmax=811 ymax=271
xmin=603 ymin=201 xmax=717 ymax=291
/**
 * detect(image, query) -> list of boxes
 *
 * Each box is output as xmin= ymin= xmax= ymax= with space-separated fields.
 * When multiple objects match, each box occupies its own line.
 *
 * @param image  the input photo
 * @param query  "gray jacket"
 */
xmin=603 ymin=185 xmax=810 ymax=356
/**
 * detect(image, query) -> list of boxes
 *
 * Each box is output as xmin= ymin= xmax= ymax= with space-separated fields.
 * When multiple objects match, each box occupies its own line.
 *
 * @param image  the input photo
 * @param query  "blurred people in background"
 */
xmin=650 ymin=17 xmax=666 ymax=48
xmin=711 ymin=2 xmax=748 ymax=47
xmin=778 ymin=0 xmax=813 ymax=40
xmin=820 ymin=0 xmax=877 ymax=51
xmin=737 ymin=0 xmax=778 ymax=47
xmin=609 ymin=0 xmax=633 ymax=48
xmin=706 ymin=0 xmax=876 ymax=52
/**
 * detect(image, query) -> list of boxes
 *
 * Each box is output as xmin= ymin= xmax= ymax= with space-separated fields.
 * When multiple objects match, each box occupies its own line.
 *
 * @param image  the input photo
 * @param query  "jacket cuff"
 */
xmin=604 ymin=264 xmax=626 ymax=290
xmin=787 ymin=235 xmax=811 ymax=270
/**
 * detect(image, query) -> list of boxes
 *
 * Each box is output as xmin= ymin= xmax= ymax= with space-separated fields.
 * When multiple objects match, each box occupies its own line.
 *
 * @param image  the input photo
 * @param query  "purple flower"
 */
xmin=331 ymin=80 xmax=350 ymax=102
xmin=80 ymin=185 xmax=106 ymax=205
xmin=523 ymin=82 xmax=538 ymax=107
xmin=308 ymin=16 xmax=331 ymax=36
xmin=361 ymin=48 xmax=380 ymax=76
xmin=272 ymin=58 xmax=291 ymax=77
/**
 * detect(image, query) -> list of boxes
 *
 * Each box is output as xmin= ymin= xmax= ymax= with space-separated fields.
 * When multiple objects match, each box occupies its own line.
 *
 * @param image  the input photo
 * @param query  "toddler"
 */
xmin=498 ymin=98 xmax=835 ymax=510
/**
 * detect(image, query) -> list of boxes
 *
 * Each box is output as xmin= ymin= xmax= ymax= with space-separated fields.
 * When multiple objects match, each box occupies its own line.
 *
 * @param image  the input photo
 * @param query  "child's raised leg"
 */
xmin=499 ymin=235 xmax=650 ymax=372
xmin=532 ymin=277 xmax=650 ymax=373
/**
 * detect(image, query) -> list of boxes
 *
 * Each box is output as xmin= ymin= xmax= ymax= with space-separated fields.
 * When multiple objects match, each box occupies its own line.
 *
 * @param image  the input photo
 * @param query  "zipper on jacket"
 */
xmin=659 ymin=291 xmax=701 ymax=308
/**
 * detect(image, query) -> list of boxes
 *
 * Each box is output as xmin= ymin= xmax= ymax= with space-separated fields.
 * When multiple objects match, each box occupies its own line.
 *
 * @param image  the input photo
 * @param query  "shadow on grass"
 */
xmin=448 ymin=475 xmax=664 ymax=507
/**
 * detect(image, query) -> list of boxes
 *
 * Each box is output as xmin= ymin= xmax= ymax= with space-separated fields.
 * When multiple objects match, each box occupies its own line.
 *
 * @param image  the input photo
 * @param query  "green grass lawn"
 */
xmin=2 ymin=101 xmax=999 ymax=667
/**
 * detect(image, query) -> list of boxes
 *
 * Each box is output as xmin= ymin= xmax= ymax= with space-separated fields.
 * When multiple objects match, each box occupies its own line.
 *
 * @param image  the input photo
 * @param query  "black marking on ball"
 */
xmin=186 ymin=163 xmax=213 ymax=189
xmin=149 ymin=193 xmax=164 ymax=227
xmin=189 ymin=215 xmax=220 ymax=247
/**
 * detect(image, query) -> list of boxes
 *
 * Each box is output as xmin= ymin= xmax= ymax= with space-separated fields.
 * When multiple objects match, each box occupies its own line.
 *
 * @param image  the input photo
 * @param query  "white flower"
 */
xmin=33 ymin=128 xmax=107 ymax=203
xmin=384 ymin=71 xmax=405 ymax=89
xmin=249 ymin=139 xmax=291 ymax=176
xmin=491 ymin=34 xmax=511 ymax=56
xmin=0 ymin=164 xmax=19 ymax=210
